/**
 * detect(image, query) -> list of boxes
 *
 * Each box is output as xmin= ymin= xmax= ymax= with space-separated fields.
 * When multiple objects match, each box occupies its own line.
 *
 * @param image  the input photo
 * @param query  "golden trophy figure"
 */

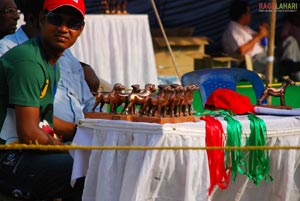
xmin=100 ymin=0 xmax=127 ymax=14
xmin=116 ymin=0 xmax=122 ymax=14
xmin=121 ymin=0 xmax=127 ymax=14
xmin=99 ymin=0 xmax=110 ymax=14
xmin=109 ymin=0 xmax=116 ymax=14
xmin=116 ymin=0 xmax=127 ymax=14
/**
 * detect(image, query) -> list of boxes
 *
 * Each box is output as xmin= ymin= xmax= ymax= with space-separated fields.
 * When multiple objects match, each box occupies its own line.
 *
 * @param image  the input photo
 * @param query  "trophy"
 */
xmin=116 ymin=0 xmax=127 ymax=14
xmin=99 ymin=0 xmax=127 ymax=14
xmin=109 ymin=0 xmax=116 ymax=14
xmin=99 ymin=0 xmax=110 ymax=14
xmin=121 ymin=0 xmax=128 ymax=14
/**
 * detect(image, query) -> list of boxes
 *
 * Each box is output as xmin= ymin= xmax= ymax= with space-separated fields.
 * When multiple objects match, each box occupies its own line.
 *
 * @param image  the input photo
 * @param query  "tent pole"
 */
xmin=150 ymin=0 xmax=182 ymax=82
xmin=266 ymin=0 xmax=277 ymax=104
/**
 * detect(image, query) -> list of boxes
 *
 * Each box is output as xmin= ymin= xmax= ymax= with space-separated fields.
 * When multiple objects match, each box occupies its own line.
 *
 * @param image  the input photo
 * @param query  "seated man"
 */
xmin=0 ymin=0 xmax=87 ymax=199
xmin=222 ymin=0 xmax=269 ymax=75
xmin=279 ymin=11 xmax=300 ymax=81
xmin=0 ymin=0 xmax=20 ymax=39
xmin=0 ymin=0 xmax=100 ymax=130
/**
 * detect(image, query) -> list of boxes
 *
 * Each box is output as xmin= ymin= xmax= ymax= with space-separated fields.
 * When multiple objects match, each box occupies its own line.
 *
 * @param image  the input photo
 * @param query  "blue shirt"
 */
xmin=0 ymin=26 xmax=96 ymax=123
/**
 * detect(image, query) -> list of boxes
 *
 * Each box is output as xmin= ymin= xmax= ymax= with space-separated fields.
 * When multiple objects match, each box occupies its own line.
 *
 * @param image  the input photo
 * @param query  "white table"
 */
xmin=70 ymin=14 xmax=158 ymax=90
xmin=70 ymin=115 xmax=300 ymax=201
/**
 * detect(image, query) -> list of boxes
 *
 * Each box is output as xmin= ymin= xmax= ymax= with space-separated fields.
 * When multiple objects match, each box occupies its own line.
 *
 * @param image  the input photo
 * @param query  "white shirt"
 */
xmin=222 ymin=21 xmax=264 ymax=57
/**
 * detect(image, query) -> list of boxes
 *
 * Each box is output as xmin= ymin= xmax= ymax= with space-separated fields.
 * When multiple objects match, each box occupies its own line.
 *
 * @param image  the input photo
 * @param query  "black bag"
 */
xmin=0 ymin=151 xmax=34 ymax=200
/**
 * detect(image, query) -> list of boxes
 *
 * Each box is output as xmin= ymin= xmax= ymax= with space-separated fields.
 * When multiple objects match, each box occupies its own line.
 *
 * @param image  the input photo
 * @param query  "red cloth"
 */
xmin=204 ymin=88 xmax=255 ymax=114
xmin=43 ymin=0 xmax=86 ymax=18
xmin=200 ymin=115 xmax=230 ymax=195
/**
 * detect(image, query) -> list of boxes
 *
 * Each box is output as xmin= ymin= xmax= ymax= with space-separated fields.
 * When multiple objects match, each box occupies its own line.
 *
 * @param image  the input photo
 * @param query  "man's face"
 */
xmin=39 ymin=6 xmax=84 ymax=52
xmin=243 ymin=7 xmax=251 ymax=25
xmin=0 ymin=0 xmax=20 ymax=38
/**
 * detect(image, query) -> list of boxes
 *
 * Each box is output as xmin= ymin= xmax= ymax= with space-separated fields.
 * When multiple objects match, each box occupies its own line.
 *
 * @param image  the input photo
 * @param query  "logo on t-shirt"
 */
xmin=40 ymin=79 xmax=49 ymax=98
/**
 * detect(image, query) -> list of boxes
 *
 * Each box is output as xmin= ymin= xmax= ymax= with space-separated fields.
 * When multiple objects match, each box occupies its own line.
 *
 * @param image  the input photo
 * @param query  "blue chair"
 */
xmin=181 ymin=68 xmax=266 ymax=106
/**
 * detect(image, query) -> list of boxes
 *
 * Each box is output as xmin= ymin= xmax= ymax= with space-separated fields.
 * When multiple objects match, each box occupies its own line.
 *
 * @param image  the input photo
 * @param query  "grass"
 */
xmin=192 ymin=82 xmax=300 ymax=112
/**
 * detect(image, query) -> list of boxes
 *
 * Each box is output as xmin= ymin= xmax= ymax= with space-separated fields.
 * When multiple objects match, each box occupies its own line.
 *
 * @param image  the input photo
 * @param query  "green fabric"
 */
xmin=224 ymin=114 xmax=247 ymax=181
xmin=194 ymin=110 xmax=273 ymax=185
xmin=246 ymin=113 xmax=273 ymax=185
xmin=195 ymin=110 xmax=247 ymax=181
xmin=0 ymin=37 xmax=60 ymax=130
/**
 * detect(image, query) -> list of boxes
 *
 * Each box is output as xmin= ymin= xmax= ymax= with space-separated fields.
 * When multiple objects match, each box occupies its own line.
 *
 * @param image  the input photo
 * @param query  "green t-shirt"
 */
xmin=0 ymin=37 xmax=60 ymax=133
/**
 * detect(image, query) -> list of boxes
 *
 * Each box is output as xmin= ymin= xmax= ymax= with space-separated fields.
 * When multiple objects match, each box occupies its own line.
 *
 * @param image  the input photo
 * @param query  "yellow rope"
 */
xmin=237 ymin=82 xmax=300 ymax=88
xmin=1 ymin=144 xmax=300 ymax=151
xmin=114 ymin=82 xmax=300 ymax=91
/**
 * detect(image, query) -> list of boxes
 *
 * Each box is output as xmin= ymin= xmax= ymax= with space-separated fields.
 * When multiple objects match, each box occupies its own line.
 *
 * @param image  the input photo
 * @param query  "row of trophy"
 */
xmin=92 ymin=83 xmax=199 ymax=118
xmin=100 ymin=0 xmax=128 ymax=14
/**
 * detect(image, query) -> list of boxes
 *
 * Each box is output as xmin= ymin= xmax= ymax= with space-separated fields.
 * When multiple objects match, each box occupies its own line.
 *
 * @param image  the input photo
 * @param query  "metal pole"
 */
xmin=266 ymin=0 xmax=277 ymax=103
xmin=150 ymin=0 xmax=182 ymax=81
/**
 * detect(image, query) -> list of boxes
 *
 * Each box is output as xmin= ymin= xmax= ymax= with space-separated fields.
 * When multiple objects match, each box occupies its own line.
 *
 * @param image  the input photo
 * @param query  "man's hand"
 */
xmin=257 ymin=23 xmax=269 ymax=38
xmin=15 ymin=106 xmax=63 ymax=145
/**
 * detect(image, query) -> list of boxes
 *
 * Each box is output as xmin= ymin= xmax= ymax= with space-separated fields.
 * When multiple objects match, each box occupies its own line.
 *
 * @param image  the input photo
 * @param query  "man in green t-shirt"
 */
xmin=0 ymin=0 xmax=86 ymax=200
xmin=0 ymin=38 xmax=59 ymax=143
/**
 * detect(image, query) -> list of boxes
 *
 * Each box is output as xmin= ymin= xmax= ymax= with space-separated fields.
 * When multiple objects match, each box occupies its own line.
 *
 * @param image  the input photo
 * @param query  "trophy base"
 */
xmin=85 ymin=112 xmax=197 ymax=124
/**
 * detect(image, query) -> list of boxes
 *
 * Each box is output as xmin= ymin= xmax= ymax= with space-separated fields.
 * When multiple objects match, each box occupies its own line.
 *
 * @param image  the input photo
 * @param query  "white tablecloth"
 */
xmin=70 ymin=14 xmax=158 ymax=90
xmin=70 ymin=115 xmax=300 ymax=201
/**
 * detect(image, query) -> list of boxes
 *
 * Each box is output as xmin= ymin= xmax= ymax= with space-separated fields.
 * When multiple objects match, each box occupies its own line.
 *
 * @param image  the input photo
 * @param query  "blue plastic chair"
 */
xmin=181 ymin=68 xmax=266 ymax=106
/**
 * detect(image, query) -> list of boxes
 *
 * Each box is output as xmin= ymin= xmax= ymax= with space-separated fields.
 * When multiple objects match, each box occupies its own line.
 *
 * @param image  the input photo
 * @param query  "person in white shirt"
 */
xmin=279 ymin=11 xmax=300 ymax=81
xmin=0 ymin=0 xmax=20 ymax=39
xmin=222 ymin=0 xmax=269 ymax=75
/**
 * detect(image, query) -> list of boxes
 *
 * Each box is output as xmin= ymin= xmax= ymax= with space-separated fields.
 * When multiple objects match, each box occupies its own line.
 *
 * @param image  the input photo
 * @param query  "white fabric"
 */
xmin=71 ymin=115 xmax=300 ymax=201
xmin=222 ymin=21 xmax=264 ymax=57
xmin=254 ymin=106 xmax=300 ymax=116
xmin=69 ymin=127 xmax=94 ymax=187
xmin=0 ymin=108 xmax=18 ymax=144
xmin=70 ymin=14 xmax=158 ymax=90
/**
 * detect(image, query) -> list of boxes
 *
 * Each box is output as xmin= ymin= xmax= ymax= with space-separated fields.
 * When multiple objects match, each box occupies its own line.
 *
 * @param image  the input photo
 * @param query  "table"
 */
xmin=70 ymin=14 xmax=158 ymax=90
xmin=194 ymin=56 xmax=240 ymax=69
xmin=153 ymin=36 xmax=210 ymax=77
xmin=70 ymin=115 xmax=300 ymax=201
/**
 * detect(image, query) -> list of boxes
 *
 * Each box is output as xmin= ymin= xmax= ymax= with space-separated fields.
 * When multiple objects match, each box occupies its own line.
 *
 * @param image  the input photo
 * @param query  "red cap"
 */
xmin=43 ymin=0 xmax=85 ymax=18
xmin=204 ymin=88 xmax=255 ymax=115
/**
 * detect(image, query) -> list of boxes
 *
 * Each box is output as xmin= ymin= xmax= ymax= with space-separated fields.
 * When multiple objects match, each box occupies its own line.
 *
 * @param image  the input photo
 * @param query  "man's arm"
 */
xmin=15 ymin=106 xmax=63 ymax=145
xmin=237 ymin=24 xmax=268 ymax=55
xmin=53 ymin=116 xmax=77 ymax=141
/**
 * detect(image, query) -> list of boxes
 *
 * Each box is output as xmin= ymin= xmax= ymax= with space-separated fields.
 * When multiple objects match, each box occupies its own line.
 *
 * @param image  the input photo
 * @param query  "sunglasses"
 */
xmin=0 ymin=8 xmax=21 ymax=15
xmin=45 ymin=12 xmax=84 ymax=30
